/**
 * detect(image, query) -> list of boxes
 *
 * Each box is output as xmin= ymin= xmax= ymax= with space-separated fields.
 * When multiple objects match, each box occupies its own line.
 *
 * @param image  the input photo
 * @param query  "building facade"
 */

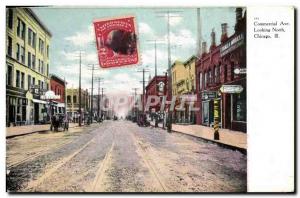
xmin=145 ymin=75 xmax=168 ymax=113
xmin=66 ymin=88 xmax=90 ymax=122
xmin=171 ymin=56 xmax=197 ymax=124
xmin=6 ymin=7 xmax=52 ymax=126
xmin=195 ymin=8 xmax=246 ymax=132
xmin=50 ymin=74 xmax=66 ymax=115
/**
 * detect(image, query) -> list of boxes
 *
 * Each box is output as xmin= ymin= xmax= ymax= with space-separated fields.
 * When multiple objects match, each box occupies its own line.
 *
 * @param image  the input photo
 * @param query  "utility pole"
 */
xmin=78 ymin=50 xmax=82 ymax=127
xmin=88 ymin=64 xmax=95 ymax=124
xmin=132 ymin=88 xmax=139 ymax=119
xmin=101 ymin=87 xmax=105 ymax=119
xmin=197 ymin=8 xmax=202 ymax=56
xmin=95 ymin=78 xmax=104 ymax=120
xmin=156 ymin=10 xmax=182 ymax=132
xmin=137 ymin=68 xmax=149 ymax=113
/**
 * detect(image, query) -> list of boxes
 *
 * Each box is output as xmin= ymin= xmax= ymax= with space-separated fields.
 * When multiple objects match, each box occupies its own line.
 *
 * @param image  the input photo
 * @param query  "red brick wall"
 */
xmin=50 ymin=79 xmax=65 ymax=103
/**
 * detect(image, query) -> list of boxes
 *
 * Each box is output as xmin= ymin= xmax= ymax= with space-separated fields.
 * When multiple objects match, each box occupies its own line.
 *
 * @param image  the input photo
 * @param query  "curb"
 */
xmin=6 ymin=125 xmax=79 ymax=139
xmin=150 ymin=123 xmax=247 ymax=155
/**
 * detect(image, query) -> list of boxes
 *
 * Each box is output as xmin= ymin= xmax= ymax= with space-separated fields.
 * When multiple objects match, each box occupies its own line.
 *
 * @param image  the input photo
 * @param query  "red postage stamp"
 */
xmin=93 ymin=15 xmax=139 ymax=68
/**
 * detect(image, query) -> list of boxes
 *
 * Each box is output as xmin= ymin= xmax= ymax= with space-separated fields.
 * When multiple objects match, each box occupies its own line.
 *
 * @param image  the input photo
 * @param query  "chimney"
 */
xmin=210 ymin=29 xmax=216 ymax=51
xmin=201 ymin=41 xmax=207 ymax=57
xmin=235 ymin=7 xmax=244 ymax=33
xmin=221 ymin=23 xmax=228 ymax=43
xmin=236 ymin=8 xmax=243 ymax=23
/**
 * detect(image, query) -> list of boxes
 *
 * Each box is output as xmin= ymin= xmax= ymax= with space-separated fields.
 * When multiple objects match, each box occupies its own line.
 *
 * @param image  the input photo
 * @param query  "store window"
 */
xmin=233 ymin=91 xmax=246 ymax=121
xmin=202 ymin=101 xmax=209 ymax=125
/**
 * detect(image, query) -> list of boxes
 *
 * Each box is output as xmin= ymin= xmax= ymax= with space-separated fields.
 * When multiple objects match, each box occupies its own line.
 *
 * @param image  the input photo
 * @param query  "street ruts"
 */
xmin=7 ymin=120 xmax=246 ymax=192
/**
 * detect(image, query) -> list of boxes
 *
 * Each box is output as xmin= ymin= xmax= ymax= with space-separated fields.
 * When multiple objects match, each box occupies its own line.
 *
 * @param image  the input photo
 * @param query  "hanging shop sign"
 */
xmin=219 ymin=85 xmax=243 ymax=94
xmin=234 ymin=68 xmax=247 ymax=75
xmin=220 ymin=33 xmax=244 ymax=57
xmin=201 ymin=91 xmax=218 ymax=100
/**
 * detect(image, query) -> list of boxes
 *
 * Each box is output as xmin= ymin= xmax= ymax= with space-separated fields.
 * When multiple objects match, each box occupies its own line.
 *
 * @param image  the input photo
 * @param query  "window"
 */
xmin=231 ymin=63 xmax=235 ymax=81
xmin=32 ymin=32 xmax=36 ymax=48
xmin=32 ymin=54 xmax=36 ymax=70
xmin=21 ymin=72 xmax=25 ymax=89
xmin=7 ymin=9 xmax=13 ymax=29
xmin=7 ymin=36 xmax=12 ymax=57
xmin=73 ymin=96 xmax=77 ymax=103
xmin=47 ymin=64 xmax=49 ymax=76
xmin=233 ymin=91 xmax=246 ymax=121
xmin=223 ymin=65 xmax=227 ymax=82
xmin=209 ymin=70 xmax=212 ymax=85
xmin=46 ymin=45 xmax=49 ymax=57
xmin=20 ymin=46 xmax=25 ymax=64
xmin=215 ymin=65 xmax=220 ymax=84
xmin=7 ymin=65 xmax=13 ymax=86
xmin=32 ymin=77 xmax=35 ymax=86
xmin=17 ymin=18 xmax=25 ymax=40
xmin=27 ymin=75 xmax=31 ymax=90
xmin=204 ymin=72 xmax=207 ymax=88
xmin=39 ymin=38 xmax=44 ymax=54
xmin=67 ymin=96 xmax=71 ymax=103
xmin=16 ymin=70 xmax=20 ymax=88
xmin=38 ymin=59 xmax=41 ymax=73
xmin=38 ymin=80 xmax=41 ymax=89
xmin=28 ymin=28 xmax=32 ymax=46
xmin=16 ymin=43 xmax=20 ymax=61
xmin=41 ymin=61 xmax=44 ymax=74
xmin=199 ymin=73 xmax=203 ymax=90
xmin=28 ymin=28 xmax=36 ymax=48
xmin=27 ymin=52 xmax=31 ymax=68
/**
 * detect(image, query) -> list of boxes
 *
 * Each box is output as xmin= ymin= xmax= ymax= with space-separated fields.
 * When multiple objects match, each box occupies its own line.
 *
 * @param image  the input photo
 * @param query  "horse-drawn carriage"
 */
xmin=50 ymin=113 xmax=69 ymax=132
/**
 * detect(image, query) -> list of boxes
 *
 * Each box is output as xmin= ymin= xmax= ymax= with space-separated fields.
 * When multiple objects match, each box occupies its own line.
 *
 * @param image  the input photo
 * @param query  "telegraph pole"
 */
xmin=88 ymin=64 xmax=95 ymax=124
xmin=156 ymin=10 xmax=182 ymax=132
xmin=132 ymin=88 xmax=139 ymax=119
xmin=95 ymin=78 xmax=104 ymax=120
xmin=137 ymin=68 xmax=149 ymax=113
xmin=78 ymin=50 xmax=82 ymax=127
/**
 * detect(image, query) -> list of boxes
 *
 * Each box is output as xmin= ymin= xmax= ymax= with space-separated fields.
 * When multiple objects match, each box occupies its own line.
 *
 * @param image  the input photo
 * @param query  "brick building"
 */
xmin=145 ymin=75 xmax=168 ymax=113
xmin=195 ymin=8 xmax=246 ymax=132
xmin=50 ymin=74 xmax=66 ymax=114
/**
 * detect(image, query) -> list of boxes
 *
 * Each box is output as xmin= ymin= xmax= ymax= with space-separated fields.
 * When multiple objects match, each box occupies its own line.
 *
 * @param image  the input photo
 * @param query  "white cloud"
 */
xmin=64 ymin=25 xmax=95 ymax=47
xmin=138 ymin=22 xmax=154 ymax=35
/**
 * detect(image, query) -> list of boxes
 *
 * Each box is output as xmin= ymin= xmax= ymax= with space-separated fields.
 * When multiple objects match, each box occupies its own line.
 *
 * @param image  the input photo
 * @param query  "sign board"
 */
xmin=201 ymin=91 xmax=217 ymax=100
xmin=220 ymin=33 xmax=244 ymax=57
xmin=219 ymin=85 xmax=243 ymax=94
xmin=234 ymin=68 xmax=247 ymax=75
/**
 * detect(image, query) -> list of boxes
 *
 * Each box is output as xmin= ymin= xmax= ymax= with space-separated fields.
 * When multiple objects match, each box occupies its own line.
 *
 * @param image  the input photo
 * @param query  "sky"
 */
xmin=32 ymin=7 xmax=236 ymax=96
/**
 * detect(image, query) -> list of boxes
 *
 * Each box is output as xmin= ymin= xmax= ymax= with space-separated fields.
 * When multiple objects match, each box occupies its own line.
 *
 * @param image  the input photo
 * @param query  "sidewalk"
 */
xmin=150 ymin=121 xmax=247 ymax=152
xmin=6 ymin=123 xmax=78 ymax=138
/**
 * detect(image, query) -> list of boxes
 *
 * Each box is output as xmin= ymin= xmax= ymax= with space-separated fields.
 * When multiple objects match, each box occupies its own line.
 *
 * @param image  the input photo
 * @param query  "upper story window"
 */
xmin=199 ymin=72 xmax=203 ymax=90
xmin=16 ymin=43 xmax=20 ymax=61
xmin=17 ymin=18 xmax=26 ymax=40
xmin=7 ymin=36 xmax=12 ymax=57
xmin=16 ymin=70 xmax=20 ymax=88
xmin=39 ymin=38 xmax=44 ymax=54
xmin=46 ymin=45 xmax=49 ymax=57
xmin=215 ymin=65 xmax=220 ymax=84
xmin=6 ymin=65 xmax=13 ymax=86
xmin=28 ymin=28 xmax=36 ymax=48
xmin=32 ymin=54 xmax=36 ymax=70
xmin=20 ymin=46 xmax=25 ymax=64
xmin=7 ymin=9 xmax=13 ymax=29
xmin=223 ymin=65 xmax=227 ymax=82
xmin=27 ymin=52 xmax=31 ymax=68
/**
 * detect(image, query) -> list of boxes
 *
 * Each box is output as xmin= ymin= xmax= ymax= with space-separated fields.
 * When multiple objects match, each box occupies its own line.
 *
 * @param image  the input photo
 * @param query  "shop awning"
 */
xmin=32 ymin=99 xmax=47 ymax=104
